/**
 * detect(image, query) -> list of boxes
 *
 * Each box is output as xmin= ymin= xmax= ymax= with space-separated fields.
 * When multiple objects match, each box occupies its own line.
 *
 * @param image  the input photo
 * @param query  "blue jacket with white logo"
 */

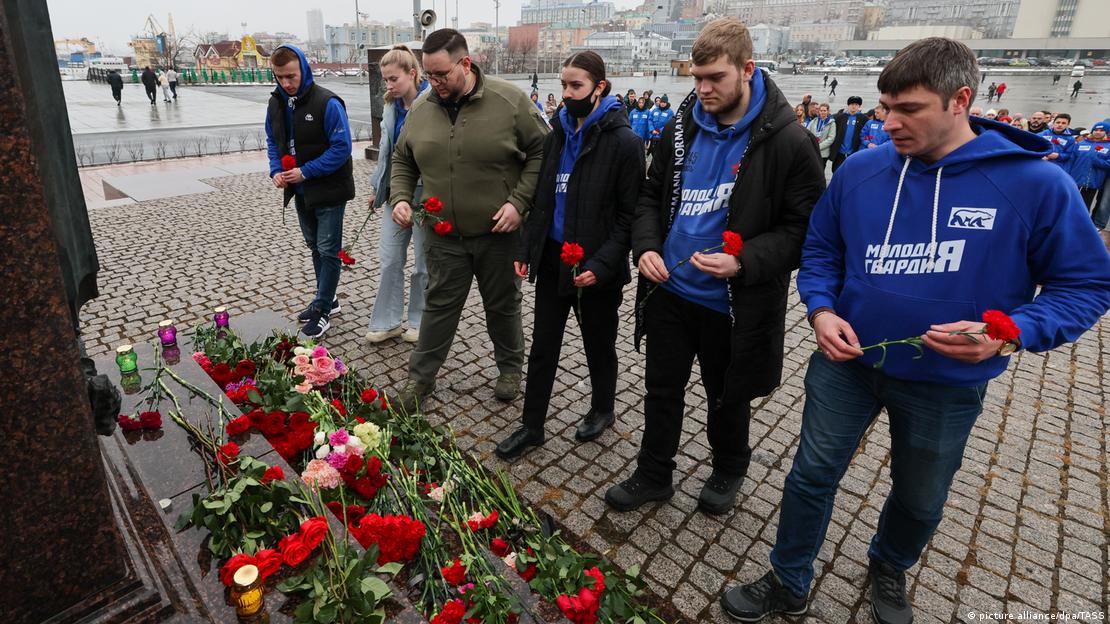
xmin=629 ymin=107 xmax=652 ymax=140
xmin=1068 ymin=138 xmax=1110 ymax=189
xmin=861 ymin=119 xmax=889 ymax=148
xmin=1038 ymin=128 xmax=1076 ymax=166
xmin=649 ymin=106 xmax=674 ymax=139
xmin=799 ymin=118 xmax=1110 ymax=385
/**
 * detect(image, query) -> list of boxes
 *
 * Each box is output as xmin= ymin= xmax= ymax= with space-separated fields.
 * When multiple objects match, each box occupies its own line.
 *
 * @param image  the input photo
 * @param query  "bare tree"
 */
xmin=352 ymin=122 xmax=365 ymax=141
xmin=75 ymin=145 xmax=93 ymax=167
xmin=175 ymin=141 xmax=189 ymax=158
xmin=254 ymin=129 xmax=266 ymax=150
xmin=154 ymin=141 xmax=167 ymax=160
xmin=126 ymin=142 xmax=145 ymax=161
xmin=105 ymin=141 xmax=121 ymax=164
xmin=215 ymin=135 xmax=231 ymax=154
xmin=192 ymin=136 xmax=209 ymax=157
xmin=236 ymin=133 xmax=248 ymax=151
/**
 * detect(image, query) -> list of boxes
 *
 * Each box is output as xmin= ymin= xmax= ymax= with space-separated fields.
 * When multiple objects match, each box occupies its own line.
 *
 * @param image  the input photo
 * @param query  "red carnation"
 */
xmin=117 ymin=414 xmax=142 ymax=431
xmin=257 ymin=410 xmax=286 ymax=436
xmin=338 ymin=248 xmax=356 ymax=266
xmin=226 ymin=415 xmax=252 ymax=436
xmin=138 ymin=411 xmax=162 ymax=429
xmin=235 ymin=359 xmax=256 ymax=379
xmin=278 ymin=533 xmax=312 ymax=566
xmin=434 ymin=220 xmax=454 ymax=236
xmin=281 ymin=154 xmax=297 ymax=171
xmin=518 ymin=562 xmax=537 ymax=582
xmin=260 ymin=465 xmax=284 ymax=485
xmin=431 ymin=599 xmax=467 ymax=624
xmin=325 ymin=501 xmax=344 ymax=517
xmin=360 ymin=388 xmax=379 ymax=404
xmin=722 ymin=230 xmax=744 ymax=257
xmin=441 ymin=558 xmax=467 ymax=585
xmin=560 ymin=241 xmax=584 ymax=267
xmin=731 ymin=161 xmax=741 ymax=176
xmin=1096 ymin=145 xmax=1104 ymax=151
xmin=490 ymin=537 xmax=512 ymax=557
xmin=424 ymin=196 xmax=444 ymax=213
xmin=330 ymin=399 xmax=347 ymax=416
xmin=584 ymin=566 xmax=605 ymax=593
xmin=345 ymin=504 xmax=366 ymax=522
xmin=218 ymin=442 xmax=240 ymax=465
xmin=982 ymin=309 xmax=1021 ymax=342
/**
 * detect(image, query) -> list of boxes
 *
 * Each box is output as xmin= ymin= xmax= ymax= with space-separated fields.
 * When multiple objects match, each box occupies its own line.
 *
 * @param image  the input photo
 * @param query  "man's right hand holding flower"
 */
xmin=813 ymin=310 xmax=864 ymax=361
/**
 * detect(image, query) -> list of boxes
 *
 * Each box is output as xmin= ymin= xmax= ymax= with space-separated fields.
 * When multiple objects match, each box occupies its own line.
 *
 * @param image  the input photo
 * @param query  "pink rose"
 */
xmin=292 ymin=354 xmax=310 ymax=367
xmin=313 ymin=357 xmax=336 ymax=375
xmin=294 ymin=382 xmax=312 ymax=394
xmin=294 ymin=364 xmax=313 ymax=376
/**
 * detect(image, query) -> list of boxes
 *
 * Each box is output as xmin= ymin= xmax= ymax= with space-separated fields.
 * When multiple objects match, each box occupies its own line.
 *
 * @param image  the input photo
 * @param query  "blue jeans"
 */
xmin=770 ymin=353 xmax=986 ymax=598
xmin=294 ymin=195 xmax=344 ymax=314
xmin=368 ymin=205 xmax=427 ymax=331
xmin=1093 ymin=178 xmax=1110 ymax=230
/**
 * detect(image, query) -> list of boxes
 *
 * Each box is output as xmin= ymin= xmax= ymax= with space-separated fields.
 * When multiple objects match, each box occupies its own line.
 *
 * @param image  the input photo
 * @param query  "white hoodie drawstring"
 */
xmin=876 ymin=157 xmax=944 ymax=274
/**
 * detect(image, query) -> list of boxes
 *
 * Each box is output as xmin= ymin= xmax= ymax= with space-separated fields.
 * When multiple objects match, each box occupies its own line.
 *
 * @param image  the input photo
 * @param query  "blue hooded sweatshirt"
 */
xmin=799 ymin=118 xmax=1110 ymax=385
xmin=661 ymin=69 xmax=766 ymax=314
xmin=649 ymin=104 xmax=674 ymax=139
xmin=629 ymin=106 xmax=652 ymax=140
xmin=551 ymin=95 xmax=625 ymax=243
xmin=1068 ymin=137 xmax=1110 ymax=189
xmin=862 ymin=118 xmax=889 ymax=148
xmin=1038 ymin=127 xmax=1075 ymax=166
xmin=265 ymin=45 xmax=353 ymax=195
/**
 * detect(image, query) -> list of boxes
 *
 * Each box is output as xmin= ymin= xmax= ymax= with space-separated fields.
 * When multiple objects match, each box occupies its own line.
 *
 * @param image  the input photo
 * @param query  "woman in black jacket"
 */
xmin=495 ymin=51 xmax=645 ymax=460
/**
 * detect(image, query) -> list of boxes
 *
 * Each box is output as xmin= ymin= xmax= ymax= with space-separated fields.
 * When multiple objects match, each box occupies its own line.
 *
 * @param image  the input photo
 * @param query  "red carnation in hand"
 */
xmin=218 ymin=442 xmax=240 ymax=465
xmin=441 ymin=558 xmax=468 ymax=585
xmin=260 ymin=465 xmax=284 ymax=485
xmin=281 ymin=154 xmax=297 ymax=171
xmin=434 ymin=220 xmax=454 ymax=236
xmin=338 ymin=248 xmax=356 ymax=266
xmin=982 ymin=309 xmax=1021 ymax=342
xmin=731 ymin=161 xmax=741 ymax=176
xmin=490 ymin=537 xmax=512 ymax=557
xmin=424 ymin=196 xmax=444 ymax=213
xmin=722 ymin=230 xmax=744 ymax=257
xmin=561 ymin=242 xmax=585 ymax=267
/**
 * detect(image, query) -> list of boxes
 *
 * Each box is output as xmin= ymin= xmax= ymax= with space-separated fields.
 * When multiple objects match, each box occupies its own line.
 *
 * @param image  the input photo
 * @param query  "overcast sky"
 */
xmin=47 ymin=0 xmax=643 ymax=54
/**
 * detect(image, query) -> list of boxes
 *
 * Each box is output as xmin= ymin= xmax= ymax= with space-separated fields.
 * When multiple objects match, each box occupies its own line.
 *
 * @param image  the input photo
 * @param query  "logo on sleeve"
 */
xmin=304 ymin=113 xmax=315 ymax=121
xmin=947 ymin=207 xmax=996 ymax=230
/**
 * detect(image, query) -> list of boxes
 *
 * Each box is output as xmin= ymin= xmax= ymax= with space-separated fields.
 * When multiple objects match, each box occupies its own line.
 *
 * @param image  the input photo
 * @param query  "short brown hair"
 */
xmin=271 ymin=47 xmax=298 ymax=67
xmin=692 ymin=17 xmax=753 ymax=71
xmin=422 ymin=28 xmax=469 ymax=57
xmin=877 ymin=38 xmax=979 ymax=109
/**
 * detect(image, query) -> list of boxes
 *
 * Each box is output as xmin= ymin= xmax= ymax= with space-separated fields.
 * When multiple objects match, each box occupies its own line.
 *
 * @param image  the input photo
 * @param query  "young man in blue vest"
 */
xmin=265 ymin=45 xmax=355 ymax=338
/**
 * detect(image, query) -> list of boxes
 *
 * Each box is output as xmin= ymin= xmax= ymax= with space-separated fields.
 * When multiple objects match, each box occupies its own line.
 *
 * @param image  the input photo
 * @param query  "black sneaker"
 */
xmin=869 ymin=559 xmax=914 ymax=624
xmin=297 ymin=297 xmax=340 ymax=322
xmin=603 ymin=473 xmax=674 ymax=512
xmin=698 ymin=469 xmax=745 ymax=515
xmin=301 ymin=311 xmax=331 ymax=339
xmin=720 ymin=570 xmax=807 ymax=622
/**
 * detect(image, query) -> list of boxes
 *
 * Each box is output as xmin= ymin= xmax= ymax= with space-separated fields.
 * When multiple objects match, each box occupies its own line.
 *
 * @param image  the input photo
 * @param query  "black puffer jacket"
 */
xmin=632 ymin=72 xmax=825 ymax=402
xmin=521 ymin=105 xmax=645 ymax=296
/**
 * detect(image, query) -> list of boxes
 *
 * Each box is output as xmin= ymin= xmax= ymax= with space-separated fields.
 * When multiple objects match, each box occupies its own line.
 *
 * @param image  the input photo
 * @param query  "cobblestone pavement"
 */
xmin=82 ymin=160 xmax=1110 ymax=624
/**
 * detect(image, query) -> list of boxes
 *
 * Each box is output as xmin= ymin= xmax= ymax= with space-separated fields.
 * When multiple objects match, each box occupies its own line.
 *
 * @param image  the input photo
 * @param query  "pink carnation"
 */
xmin=329 ymin=429 xmax=350 ymax=446
xmin=312 ymin=345 xmax=329 ymax=358
xmin=301 ymin=459 xmax=341 ymax=489
xmin=326 ymin=451 xmax=349 ymax=470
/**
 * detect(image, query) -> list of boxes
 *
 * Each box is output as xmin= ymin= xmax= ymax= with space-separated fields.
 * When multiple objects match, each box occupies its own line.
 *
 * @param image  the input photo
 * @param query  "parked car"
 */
xmin=1092 ymin=59 xmax=1107 ymax=66
xmin=1072 ymin=65 xmax=1086 ymax=78
xmin=1009 ymin=58 xmax=1031 ymax=67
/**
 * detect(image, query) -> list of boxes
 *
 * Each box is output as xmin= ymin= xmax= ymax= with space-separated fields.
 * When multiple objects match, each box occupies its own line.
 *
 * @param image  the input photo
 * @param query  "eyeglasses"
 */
xmin=426 ymin=57 xmax=463 ymax=84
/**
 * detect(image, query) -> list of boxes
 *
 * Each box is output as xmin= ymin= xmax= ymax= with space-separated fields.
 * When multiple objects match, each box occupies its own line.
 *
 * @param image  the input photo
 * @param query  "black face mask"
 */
xmin=564 ymin=85 xmax=598 ymax=119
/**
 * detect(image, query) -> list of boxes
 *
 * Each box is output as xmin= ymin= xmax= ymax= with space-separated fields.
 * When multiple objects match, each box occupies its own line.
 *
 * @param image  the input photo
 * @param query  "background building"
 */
xmin=1012 ymin=0 xmax=1110 ymax=39
xmin=521 ymin=0 xmax=614 ymax=26
xmin=573 ymin=30 xmax=675 ymax=73
xmin=748 ymin=23 xmax=789 ymax=56
xmin=325 ymin=22 xmax=406 ymax=63
xmin=538 ymin=23 xmax=592 ymax=64
xmin=306 ymin=9 xmax=325 ymax=43
xmin=868 ymin=24 xmax=983 ymax=40
xmin=193 ymin=35 xmax=270 ymax=71
xmin=726 ymin=0 xmax=865 ymax=26
xmin=885 ymin=0 xmax=1020 ymax=39
xmin=788 ymin=21 xmax=858 ymax=53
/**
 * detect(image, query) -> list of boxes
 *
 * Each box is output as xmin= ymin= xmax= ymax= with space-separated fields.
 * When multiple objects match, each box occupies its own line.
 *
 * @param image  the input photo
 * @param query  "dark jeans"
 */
xmin=831 ymin=152 xmax=849 ymax=172
xmin=112 ymin=89 xmax=121 ymax=104
xmin=1094 ymin=178 xmax=1110 ymax=230
xmin=293 ymin=195 xmax=345 ymax=315
xmin=409 ymin=231 xmax=524 ymax=384
xmin=635 ymin=287 xmax=752 ymax=486
xmin=769 ymin=353 xmax=986 ymax=598
xmin=521 ymin=240 xmax=622 ymax=432
xmin=145 ymin=86 xmax=156 ymax=103
xmin=169 ymin=81 xmax=177 ymax=98
xmin=1080 ymin=186 xmax=1098 ymax=211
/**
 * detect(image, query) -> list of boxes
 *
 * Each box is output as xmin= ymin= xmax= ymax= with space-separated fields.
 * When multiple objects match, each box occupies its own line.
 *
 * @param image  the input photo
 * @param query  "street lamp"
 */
xmin=494 ymin=0 xmax=500 ymax=75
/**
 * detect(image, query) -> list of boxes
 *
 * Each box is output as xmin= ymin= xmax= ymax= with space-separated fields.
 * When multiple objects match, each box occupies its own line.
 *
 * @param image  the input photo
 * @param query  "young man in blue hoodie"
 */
xmin=1039 ymin=112 xmax=1075 ymax=168
xmin=721 ymin=37 xmax=1110 ymax=624
xmin=862 ymin=105 xmax=890 ymax=149
xmin=265 ymin=45 xmax=354 ymax=338
xmin=1067 ymin=121 xmax=1110 ymax=209
xmin=605 ymin=18 xmax=824 ymax=515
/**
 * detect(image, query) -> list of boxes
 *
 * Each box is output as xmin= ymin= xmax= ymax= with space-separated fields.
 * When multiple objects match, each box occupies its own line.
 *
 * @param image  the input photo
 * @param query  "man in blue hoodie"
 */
xmin=862 ymin=105 xmax=890 ymax=149
xmin=1067 ymin=121 xmax=1110 ymax=209
xmin=721 ymin=38 xmax=1110 ymax=624
xmin=1039 ymin=112 xmax=1075 ymax=168
xmin=606 ymin=18 xmax=824 ymax=516
xmin=265 ymin=45 xmax=354 ymax=338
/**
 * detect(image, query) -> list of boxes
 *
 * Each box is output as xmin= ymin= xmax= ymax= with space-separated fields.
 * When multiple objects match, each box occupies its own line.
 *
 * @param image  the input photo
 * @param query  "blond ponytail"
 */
xmin=380 ymin=44 xmax=422 ymax=103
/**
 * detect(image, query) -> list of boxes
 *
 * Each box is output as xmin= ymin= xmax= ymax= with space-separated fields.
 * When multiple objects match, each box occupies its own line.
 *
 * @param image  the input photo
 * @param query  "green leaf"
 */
xmin=316 ymin=605 xmax=337 ymax=624
xmin=293 ymin=600 xmax=314 ymax=621
xmin=375 ymin=562 xmax=402 ymax=576
xmin=259 ymin=502 xmax=272 ymax=513
xmin=360 ymin=576 xmax=392 ymax=602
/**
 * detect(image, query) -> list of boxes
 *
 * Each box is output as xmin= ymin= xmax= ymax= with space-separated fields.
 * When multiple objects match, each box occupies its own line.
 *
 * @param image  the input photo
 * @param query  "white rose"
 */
xmin=314 ymin=431 xmax=326 ymax=445
xmin=314 ymin=444 xmax=330 ymax=459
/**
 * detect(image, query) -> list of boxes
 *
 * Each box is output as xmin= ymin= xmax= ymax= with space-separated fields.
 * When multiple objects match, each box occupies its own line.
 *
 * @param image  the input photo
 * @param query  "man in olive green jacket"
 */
xmin=389 ymin=29 xmax=548 ymax=412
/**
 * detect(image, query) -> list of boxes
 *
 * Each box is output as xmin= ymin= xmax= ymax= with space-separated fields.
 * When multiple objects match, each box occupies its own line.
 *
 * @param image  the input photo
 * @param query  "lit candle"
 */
xmin=213 ymin=306 xmax=230 ymax=329
xmin=115 ymin=344 xmax=138 ymax=374
xmin=229 ymin=564 xmax=266 ymax=622
xmin=157 ymin=319 xmax=178 ymax=347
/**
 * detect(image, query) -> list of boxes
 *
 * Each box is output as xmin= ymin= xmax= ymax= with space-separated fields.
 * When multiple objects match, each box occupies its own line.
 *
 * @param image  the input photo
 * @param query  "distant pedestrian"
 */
xmin=140 ymin=66 xmax=157 ymax=105
xmin=167 ymin=67 xmax=178 ymax=99
xmin=653 ymin=69 xmax=657 ymax=79
xmin=158 ymin=70 xmax=172 ymax=102
xmin=823 ymin=73 xmax=828 ymax=87
xmin=995 ymin=82 xmax=1006 ymax=101
xmin=531 ymin=71 xmax=538 ymax=90
xmin=828 ymin=77 xmax=837 ymax=96
xmin=986 ymin=82 xmax=997 ymax=102
xmin=107 ymin=69 xmax=124 ymax=105
xmin=1052 ymin=73 xmax=1060 ymax=85
xmin=1071 ymin=79 xmax=1082 ymax=98
xmin=981 ymin=72 xmax=986 ymax=84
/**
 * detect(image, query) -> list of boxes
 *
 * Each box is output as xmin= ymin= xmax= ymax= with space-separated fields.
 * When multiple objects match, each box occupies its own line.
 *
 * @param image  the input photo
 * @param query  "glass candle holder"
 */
xmin=157 ymin=319 xmax=178 ymax=347
xmin=214 ymin=306 xmax=230 ymax=329
xmin=120 ymin=371 xmax=142 ymax=395
xmin=229 ymin=564 xmax=268 ymax=623
xmin=115 ymin=344 xmax=138 ymax=374
xmin=162 ymin=345 xmax=181 ymax=366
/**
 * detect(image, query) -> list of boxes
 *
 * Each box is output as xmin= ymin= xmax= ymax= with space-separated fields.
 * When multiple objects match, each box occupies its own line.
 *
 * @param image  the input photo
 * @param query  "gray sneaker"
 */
xmin=394 ymin=379 xmax=436 ymax=414
xmin=493 ymin=372 xmax=522 ymax=402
